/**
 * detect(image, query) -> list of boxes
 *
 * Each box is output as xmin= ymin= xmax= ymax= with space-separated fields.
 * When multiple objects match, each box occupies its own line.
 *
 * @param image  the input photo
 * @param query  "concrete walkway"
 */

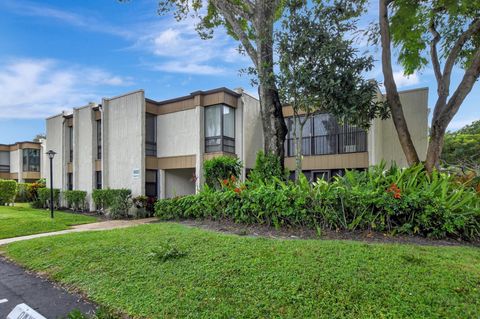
xmin=0 ymin=217 xmax=158 ymax=246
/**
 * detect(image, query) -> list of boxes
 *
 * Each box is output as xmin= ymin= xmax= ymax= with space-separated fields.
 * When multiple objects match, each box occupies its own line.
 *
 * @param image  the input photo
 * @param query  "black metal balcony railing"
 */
xmin=205 ymin=136 xmax=235 ymax=153
xmin=286 ymin=131 xmax=367 ymax=157
xmin=0 ymin=164 xmax=9 ymax=172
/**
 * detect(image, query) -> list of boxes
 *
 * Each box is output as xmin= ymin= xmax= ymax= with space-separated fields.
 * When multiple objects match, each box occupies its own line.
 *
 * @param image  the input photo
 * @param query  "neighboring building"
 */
xmin=282 ymin=87 xmax=429 ymax=180
xmin=44 ymin=86 xmax=428 ymax=208
xmin=0 ymin=141 xmax=45 ymax=183
xmin=45 ymin=88 xmax=261 ymax=209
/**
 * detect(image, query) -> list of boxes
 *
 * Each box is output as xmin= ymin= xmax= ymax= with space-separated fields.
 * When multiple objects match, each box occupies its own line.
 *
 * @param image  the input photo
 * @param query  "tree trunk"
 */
xmin=256 ymin=20 xmax=288 ymax=169
xmin=294 ymin=116 xmax=303 ymax=180
xmin=379 ymin=0 xmax=420 ymax=166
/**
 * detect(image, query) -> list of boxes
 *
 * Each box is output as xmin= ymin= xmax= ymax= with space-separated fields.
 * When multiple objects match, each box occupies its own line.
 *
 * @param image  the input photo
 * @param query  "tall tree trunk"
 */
xmin=293 ymin=116 xmax=303 ymax=180
xmin=379 ymin=0 xmax=420 ymax=166
xmin=256 ymin=15 xmax=288 ymax=168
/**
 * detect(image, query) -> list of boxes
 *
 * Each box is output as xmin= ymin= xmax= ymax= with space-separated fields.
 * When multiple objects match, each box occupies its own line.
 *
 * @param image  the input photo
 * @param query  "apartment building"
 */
xmin=45 ymin=88 xmax=261 ymax=209
xmin=0 ymin=141 xmax=45 ymax=182
xmin=45 ymin=86 xmax=428 ymax=208
xmin=282 ymin=87 xmax=429 ymax=180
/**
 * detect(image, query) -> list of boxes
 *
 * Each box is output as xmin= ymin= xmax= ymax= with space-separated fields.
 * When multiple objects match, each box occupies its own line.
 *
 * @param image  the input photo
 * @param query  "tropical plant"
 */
xmin=203 ymin=156 xmax=242 ymax=189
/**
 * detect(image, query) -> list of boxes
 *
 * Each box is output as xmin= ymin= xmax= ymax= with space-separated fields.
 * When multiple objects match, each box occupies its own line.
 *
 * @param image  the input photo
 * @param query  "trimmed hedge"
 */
xmin=63 ymin=190 xmax=87 ymax=212
xmin=92 ymin=189 xmax=132 ymax=218
xmin=36 ymin=188 xmax=61 ymax=209
xmin=156 ymin=164 xmax=480 ymax=241
xmin=0 ymin=180 xmax=17 ymax=205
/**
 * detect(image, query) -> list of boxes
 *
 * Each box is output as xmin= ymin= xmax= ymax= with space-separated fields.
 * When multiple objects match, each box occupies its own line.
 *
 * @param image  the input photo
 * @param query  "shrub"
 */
xmin=248 ymin=151 xmax=287 ymax=182
xmin=203 ymin=156 xmax=242 ymax=189
xmin=0 ymin=179 xmax=17 ymax=205
xmin=63 ymin=190 xmax=87 ymax=212
xmin=107 ymin=189 xmax=132 ymax=219
xmin=156 ymin=163 xmax=480 ymax=241
xmin=16 ymin=183 xmax=29 ymax=202
xmin=133 ymin=195 xmax=152 ymax=218
xmin=92 ymin=189 xmax=111 ymax=212
xmin=36 ymin=187 xmax=60 ymax=209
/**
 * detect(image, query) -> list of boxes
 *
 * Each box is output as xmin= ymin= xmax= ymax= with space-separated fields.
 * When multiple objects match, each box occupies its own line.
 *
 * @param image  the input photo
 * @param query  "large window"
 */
xmin=145 ymin=170 xmax=158 ymax=198
xmin=96 ymin=120 xmax=102 ymax=160
xmin=0 ymin=151 xmax=9 ymax=172
xmin=205 ymin=105 xmax=235 ymax=153
xmin=145 ymin=113 xmax=157 ymax=156
xmin=285 ymin=113 xmax=367 ymax=157
xmin=22 ymin=149 xmax=40 ymax=172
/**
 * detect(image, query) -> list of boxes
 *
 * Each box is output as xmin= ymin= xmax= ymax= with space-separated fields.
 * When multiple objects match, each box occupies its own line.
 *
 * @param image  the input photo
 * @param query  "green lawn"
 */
xmin=3 ymin=223 xmax=480 ymax=319
xmin=0 ymin=204 xmax=97 ymax=239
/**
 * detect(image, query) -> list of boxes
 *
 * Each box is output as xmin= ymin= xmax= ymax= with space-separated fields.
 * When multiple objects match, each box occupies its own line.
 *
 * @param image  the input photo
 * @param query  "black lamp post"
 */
xmin=46 ymin=150 xmax=56 ymax=219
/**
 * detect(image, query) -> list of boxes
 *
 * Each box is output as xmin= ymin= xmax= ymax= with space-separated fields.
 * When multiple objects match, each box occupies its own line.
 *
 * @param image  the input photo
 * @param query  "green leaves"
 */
xmin=389 ymin=0 xmax=480 ymax=73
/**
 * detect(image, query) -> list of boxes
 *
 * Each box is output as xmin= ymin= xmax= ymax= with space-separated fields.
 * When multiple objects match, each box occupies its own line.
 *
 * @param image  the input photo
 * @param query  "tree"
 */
xmin=276 ymin=0 xmax=388 ymax=179
xmin=155 ymin=0 xmax=288 ymax=165
xmin=441 ymin=120 xmax=480 ymax=168
xmin=379 ymin=0 xmax=480 ymax=172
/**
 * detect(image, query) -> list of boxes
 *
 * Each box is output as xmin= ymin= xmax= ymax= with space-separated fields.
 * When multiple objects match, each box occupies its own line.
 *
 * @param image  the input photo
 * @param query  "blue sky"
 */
xmin=0 ymin=0 xmax=478 ymax=144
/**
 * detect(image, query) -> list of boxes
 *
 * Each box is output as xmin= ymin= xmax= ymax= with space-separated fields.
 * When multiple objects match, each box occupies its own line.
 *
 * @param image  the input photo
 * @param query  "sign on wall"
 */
xmin=132 ymin=169 xmax=140 ymax=180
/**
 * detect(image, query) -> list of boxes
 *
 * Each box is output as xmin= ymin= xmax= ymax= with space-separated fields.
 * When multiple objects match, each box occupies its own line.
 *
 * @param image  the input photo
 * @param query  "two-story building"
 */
xmin=45 ymin=86 xmax=428 ymax=209
xmin=0 ymin=141 xmax=45 ymax=183
xmin=46 ymin=88 xmax=261 ymax=209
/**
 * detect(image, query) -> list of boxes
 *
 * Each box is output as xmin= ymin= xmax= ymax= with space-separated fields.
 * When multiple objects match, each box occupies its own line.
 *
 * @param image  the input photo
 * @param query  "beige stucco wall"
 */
xmin=46 ymin=114 xmax=65 ymax=189
xmin=164 ymin=168 xmax=196 ymax=198
xmin=157 ymin=108 xmax=199 ymax=157
xmin=240 ymin=92 xmax=262 ymax=170
xmin=102 ymin=90 xmax=145 ymax=197
xmin=73 ymin=105 xmax=95 ymax=208
xmin=378 ymin=88 xmax=429 ymax=167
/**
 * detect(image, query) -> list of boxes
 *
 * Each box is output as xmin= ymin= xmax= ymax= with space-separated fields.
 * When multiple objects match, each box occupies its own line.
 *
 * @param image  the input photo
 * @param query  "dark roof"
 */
xmin=147 ymin=87 xmax=241 ymax=105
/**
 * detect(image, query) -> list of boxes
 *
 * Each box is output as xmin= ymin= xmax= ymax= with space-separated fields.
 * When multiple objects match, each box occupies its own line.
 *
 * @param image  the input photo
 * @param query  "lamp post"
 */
xmin=46 ymin=150 xmax=56 ymax=219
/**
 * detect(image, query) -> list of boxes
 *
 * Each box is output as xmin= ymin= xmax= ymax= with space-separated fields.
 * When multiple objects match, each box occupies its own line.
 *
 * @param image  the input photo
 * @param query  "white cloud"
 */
xmin=393 ymin=71 xmax=420 ymax=87
xmin=0 ymin=59 xmax=132 ymax=119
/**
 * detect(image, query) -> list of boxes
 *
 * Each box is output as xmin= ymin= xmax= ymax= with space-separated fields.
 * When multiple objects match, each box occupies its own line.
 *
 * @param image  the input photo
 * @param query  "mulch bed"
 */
xmin=170 ymin=218 xmax=480 ymax=247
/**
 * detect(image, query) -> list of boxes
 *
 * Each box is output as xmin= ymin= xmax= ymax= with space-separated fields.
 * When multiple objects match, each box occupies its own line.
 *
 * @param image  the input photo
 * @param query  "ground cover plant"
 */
xmin=0 ymin=204 xmax=97 ymax=239
xmin=156 ymin=163 xmax=480 ymax=241
xmin=3 ymin=223 xmax=480 ymax=318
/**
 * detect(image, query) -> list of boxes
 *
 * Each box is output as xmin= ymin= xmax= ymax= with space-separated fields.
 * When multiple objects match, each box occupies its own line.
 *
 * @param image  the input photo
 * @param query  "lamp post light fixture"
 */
xmin=46 ymin=150 xmax=56 ymax=219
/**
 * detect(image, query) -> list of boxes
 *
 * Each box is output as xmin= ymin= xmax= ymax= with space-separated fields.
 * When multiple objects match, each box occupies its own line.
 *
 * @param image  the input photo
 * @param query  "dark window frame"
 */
xmin=68 ymin=126 xmax=74 ymax=163
xmin=145 ymin=113 xmax=157 ymax=157
xmin=67 ymin=172 xmax=73 ymax=191
xmin=145 ymin=169 xmax=158 ymax=198
xmin=204 ymin=104 xmax=236 ymax=154
xmin=96 ymin=120 xmax=102 ymax=160
xmin=22 ymin=148 xmax=40 ymax=172
xmin=96 ymin=171 xmax=102 ymax=190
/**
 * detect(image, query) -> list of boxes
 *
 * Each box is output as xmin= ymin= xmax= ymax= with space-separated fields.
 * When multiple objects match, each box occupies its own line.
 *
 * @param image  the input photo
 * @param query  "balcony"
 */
xmin=285 ymin=131 xmax=367 ymax=157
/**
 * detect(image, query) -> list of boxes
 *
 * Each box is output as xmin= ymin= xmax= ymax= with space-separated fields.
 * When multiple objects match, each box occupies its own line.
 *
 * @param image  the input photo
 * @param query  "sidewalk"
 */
xmin=0 ymin=217 xmax=158 ymax=246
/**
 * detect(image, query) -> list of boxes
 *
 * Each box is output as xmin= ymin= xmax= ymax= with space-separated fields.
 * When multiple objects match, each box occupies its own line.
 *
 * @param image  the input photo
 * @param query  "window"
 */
xmin=96 ymin=171 xmax=102 ymax=189
xmin=22 ymin=149 xmax=40 ymax=172
xmin=0 ymin=151 xmax=9 ymax=172
xmin=145 ymin=170 xmax=158 ymax=198
xmin=68 ymin=126 xmax=73 ymax=162
xmin=67 ymin=173 xmax=73 ymax=190
xmin=146 ymin=113 xmax=157 ymax=156
xmin=285 ymin=113 xmax=367 ymax=157
xmin=205 ymin=105 xmax=235 ymax=153
xmin=96 ymin=120 xmax=102 ymax=160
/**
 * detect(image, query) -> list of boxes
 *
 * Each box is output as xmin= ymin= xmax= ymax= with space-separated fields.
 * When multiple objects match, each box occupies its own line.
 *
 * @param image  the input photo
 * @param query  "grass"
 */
xmin=3 ymin=223 xmax=480 ymax=318
xmin=0 ymin=204 xmax=97 ymax=239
